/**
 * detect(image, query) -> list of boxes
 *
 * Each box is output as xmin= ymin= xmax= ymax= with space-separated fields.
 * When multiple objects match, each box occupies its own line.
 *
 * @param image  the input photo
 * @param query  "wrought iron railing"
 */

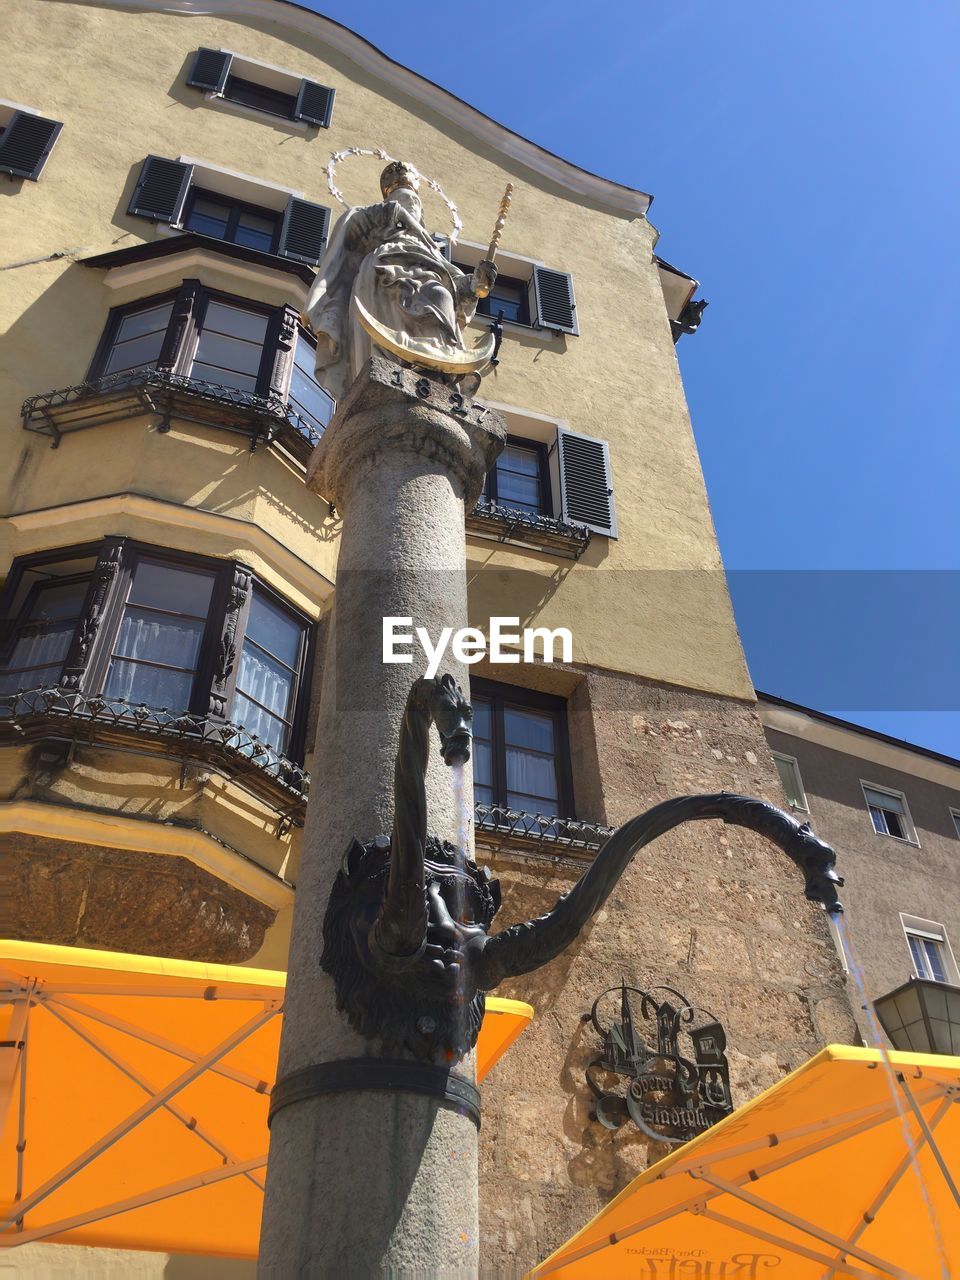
xmin=21 ymin=370 xmax=325 ymax=455
xmin=467 ymin=498 xmax=591 ymax=560
xmin=1 ymin=685 xmax=310 ymax=808
xmin=474 ymin=803 xmax=613 ymax=851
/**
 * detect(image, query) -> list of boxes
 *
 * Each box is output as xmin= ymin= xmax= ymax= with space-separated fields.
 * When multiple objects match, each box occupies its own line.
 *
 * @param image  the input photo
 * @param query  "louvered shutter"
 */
xmin=530 ymin=266 xmax=578 ymax=335
xmin=0 ymin=112 xmax=63 ymax=181
xmin=433 ymin=235 xmax=452 ymax=261
xmin=556 ymin=428 xmax=617 ymax=537
xmin=294 ymin=80 xmax=335 ymax=127
xmin=278 ymin=197 xmax=330 ymax=265
xmin=128 ymin=156 xmax=193 ymax=224
xmin=186 ymin=48 xmax=232 ymax=93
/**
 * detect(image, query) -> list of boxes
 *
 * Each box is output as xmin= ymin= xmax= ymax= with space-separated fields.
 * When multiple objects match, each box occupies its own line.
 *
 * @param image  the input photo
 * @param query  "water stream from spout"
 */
xmin=832 ymin=911 xmax=950 ymax=1278
xmin=450 ymin=760 xmax=473 ymax=1039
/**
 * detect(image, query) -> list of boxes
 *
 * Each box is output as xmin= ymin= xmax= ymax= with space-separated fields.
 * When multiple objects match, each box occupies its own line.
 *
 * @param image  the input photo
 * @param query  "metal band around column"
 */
xmin=269 ymin=1058 xmax=482 ymax=1130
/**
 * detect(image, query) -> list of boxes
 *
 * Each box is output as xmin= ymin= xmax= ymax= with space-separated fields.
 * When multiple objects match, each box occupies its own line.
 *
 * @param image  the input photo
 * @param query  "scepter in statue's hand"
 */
xmin=472 ymin=182 xmax=513 ymax=299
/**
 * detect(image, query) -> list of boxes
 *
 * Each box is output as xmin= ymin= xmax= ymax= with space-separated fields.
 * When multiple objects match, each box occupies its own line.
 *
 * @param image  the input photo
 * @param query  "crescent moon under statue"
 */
xmin=353 ymin=295 xmax=497 ymax=375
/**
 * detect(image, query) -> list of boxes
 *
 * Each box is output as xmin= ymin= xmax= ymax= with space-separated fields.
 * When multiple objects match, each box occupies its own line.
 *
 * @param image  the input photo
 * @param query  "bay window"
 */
xmin=0 ymin=542 xmax=313 ymax=774
xmin=84 ymin=283 xmax=334 ymax=445
xmin=233 ymin=587 xmax=307 ymax=755
xmin=102 ymin=558 xmax=217 ymax=711
xmin=0 ymin=578 xmax=90 ymax=698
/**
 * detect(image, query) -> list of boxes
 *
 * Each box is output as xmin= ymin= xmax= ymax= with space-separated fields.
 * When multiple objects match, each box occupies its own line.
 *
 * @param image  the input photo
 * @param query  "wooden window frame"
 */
xmin=470 ymin=676 xmax=574 ymax=818
xmin=474 ymin=271 xmax=532 ymax=327
xmin=0 ymin=541 xmax=315 ymax=764
xmin=230 ymin=577 xmax=314 ymax=758
xmin=483 ymin=436 xmax=553 ymax=517
xmin=87 ymin=284 xmax=305 ymax=407
xmin=221 ymin=75 xmax=298 ymax=120
xmin=182 ymin=185 xmax=282 ymax=254
xmin=0 ymin=572 xmax=93 ymax=687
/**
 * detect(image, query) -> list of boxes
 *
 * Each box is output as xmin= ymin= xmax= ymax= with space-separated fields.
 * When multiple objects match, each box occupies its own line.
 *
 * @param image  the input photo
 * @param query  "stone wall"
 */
xmin=477 ymin=666 xmax=858 ymax=1273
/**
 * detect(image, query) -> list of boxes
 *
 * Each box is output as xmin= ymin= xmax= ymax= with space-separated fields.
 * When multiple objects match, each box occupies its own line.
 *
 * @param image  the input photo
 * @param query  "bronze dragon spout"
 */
xmin=321 ymin=675 xmax=843 ymax=1065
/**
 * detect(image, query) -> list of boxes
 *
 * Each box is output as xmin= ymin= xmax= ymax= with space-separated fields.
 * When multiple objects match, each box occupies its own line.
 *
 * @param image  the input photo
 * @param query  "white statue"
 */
xmin=302 ymin=160 xmax=501 ymax=399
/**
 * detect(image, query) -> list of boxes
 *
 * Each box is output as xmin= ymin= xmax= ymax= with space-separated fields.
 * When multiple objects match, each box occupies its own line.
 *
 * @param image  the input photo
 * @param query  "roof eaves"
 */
xmin=756 ymin=691 xmax=960 ymax=772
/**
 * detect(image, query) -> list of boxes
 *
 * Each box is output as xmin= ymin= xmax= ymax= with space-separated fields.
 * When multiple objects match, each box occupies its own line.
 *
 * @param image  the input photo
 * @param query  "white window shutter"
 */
xmin=556 ymin=428 xmax=617 ymax=537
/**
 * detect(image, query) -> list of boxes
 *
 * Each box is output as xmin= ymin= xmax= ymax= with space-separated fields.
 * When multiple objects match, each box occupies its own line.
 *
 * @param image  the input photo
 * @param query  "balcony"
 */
xmin=466 ymin=497 xmax=592 ymax=560
xmin=21 ymin=369 xmax=323 ymax=460
xmin=474 ymin=802 xmax=613 ymax=856
xmin=1 ymin=685 xmax=309 ymax=832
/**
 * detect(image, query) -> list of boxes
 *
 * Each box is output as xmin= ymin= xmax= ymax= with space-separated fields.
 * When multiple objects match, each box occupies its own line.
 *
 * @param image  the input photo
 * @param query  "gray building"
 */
xmin=759 ymin=693 xmax=960 ymax=1039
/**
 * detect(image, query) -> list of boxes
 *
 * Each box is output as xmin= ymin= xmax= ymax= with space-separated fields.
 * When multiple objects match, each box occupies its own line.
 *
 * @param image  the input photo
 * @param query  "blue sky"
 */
xmin=306 ymin=1 xmax=960 ymax=755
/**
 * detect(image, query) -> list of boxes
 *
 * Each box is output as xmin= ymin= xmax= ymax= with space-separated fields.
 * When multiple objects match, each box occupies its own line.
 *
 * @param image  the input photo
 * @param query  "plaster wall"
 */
xmin=764 ymin=725 xmax=960 ymax=1029
xmin=1 ymin=0 xmax=752 ymax=697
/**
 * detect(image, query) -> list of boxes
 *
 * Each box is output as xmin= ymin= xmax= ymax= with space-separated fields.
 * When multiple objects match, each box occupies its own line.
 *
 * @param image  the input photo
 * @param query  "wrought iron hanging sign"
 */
xmin=585 ymin=983 xmax=733 ymax=1144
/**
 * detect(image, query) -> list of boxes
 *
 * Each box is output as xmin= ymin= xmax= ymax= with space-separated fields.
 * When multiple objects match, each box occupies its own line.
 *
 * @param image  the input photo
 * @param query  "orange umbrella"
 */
xmin=0 ymin=940 xmax=532 ymax=1257
xmin=531 ymin=1044 xmax=960 ymax=1280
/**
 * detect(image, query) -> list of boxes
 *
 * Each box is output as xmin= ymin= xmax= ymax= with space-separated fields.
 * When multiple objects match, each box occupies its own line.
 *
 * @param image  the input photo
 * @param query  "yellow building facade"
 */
xmin=1 ymin=1 xmax=856 ymax=1272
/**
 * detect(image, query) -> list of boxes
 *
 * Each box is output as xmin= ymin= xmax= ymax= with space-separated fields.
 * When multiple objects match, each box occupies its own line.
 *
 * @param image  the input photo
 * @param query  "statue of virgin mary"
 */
xmin=301 ymin=161 xmax=498 ymax=399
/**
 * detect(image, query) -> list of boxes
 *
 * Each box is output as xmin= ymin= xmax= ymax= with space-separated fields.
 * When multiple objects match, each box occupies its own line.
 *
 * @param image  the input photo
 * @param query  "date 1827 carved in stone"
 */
xmin=320 ymin=675 xmax=844 ymax=1066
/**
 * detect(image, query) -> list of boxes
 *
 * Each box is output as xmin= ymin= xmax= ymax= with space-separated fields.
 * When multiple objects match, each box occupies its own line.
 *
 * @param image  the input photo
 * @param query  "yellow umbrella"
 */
xmin=0 ymin=940 xmax=532 ymax=1258
xmin=531 ymin=1044 xmax=960 ymax=1280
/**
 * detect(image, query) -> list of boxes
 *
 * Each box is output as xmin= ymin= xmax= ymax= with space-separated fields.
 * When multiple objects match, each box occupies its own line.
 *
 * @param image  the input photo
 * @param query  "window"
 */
xmin=0 ymin=579 xmax=90 ymax=698
xmin=223 ymin=76 xmax=298 ymax=120
xmin=452 ymin=246 xmax=577 ymax=334
xmin=183 ymin=188 xmax=280 ymax=253
xmin=128 ymin=157 xmax=331 ymax=266
xmin=89 ymin=285 xmax=335 ymax=438
xmin=475 ymin=273 xmax=530 ymax=327
xmin=186 ymin=48 xmax=335 ymax=128
xmin=0 ymin=104 xmax=62 ymax=180
xmin=189 ymin=298 xmax=271 ymax=395
xmin=862 ymin=783 xmax=917 ymax=843
xmin=233 ymin=588 xmax=307 ymax=754
xmin=471 ymin=679 xmax=572 ymax=820
xmin=951 ymin=808 xmax=960 ymax=840
xmin=103 ymin=558 xmax=217 ymax=711
xmin=901 ymin=916 xmax=956 ymax=984
xmin=0 ymin=543 xmax=314 ymax=765
xmin=288 ymin=330 xmax=332 ymax=441
xmin=772 ymin=752 xmax=808 ymax=811
xmin=467 ymin=407 xmax=616 ymax=549
xmin=482 ymin=440 xmax=550 ymax=516
xmin=100 ymin=301 xmax=174 ymax=378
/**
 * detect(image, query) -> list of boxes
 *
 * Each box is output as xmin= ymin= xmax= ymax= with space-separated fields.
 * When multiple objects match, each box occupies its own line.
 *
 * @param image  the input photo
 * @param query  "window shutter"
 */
xmin=0 ymin=112 xmax=63 ymax=180
xmin=530 ymin=266 xmax=578 ymax=335
xmin=864 ymin=786 xmax=905 ymax=815
xmin=186 ymin=48 xmax=232 ymax=93
xmin=294 ymin=80 xmax=335 ymax=127
xmin=128 ymin=156 xmax=193 ymax=224
xmin=278 ymin=197 xmax=330 ymax=265
xmin=556 ymin=428 xmax=617 ymax=537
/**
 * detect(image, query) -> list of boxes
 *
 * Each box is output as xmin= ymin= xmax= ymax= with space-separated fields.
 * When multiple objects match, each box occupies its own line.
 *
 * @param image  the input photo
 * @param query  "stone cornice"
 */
xmin=56 ymin=0 xmax=652 ymax=217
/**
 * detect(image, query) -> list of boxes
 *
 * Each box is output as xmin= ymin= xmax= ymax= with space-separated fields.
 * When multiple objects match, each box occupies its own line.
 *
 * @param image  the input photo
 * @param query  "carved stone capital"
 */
xmin=306 ymin=353 xmax=505 ymax=513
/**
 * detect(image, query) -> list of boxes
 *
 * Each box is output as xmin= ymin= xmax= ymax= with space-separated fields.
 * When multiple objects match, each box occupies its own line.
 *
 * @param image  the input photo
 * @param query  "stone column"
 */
xmin=259 ymin=354 xmax=504 ymax=1278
